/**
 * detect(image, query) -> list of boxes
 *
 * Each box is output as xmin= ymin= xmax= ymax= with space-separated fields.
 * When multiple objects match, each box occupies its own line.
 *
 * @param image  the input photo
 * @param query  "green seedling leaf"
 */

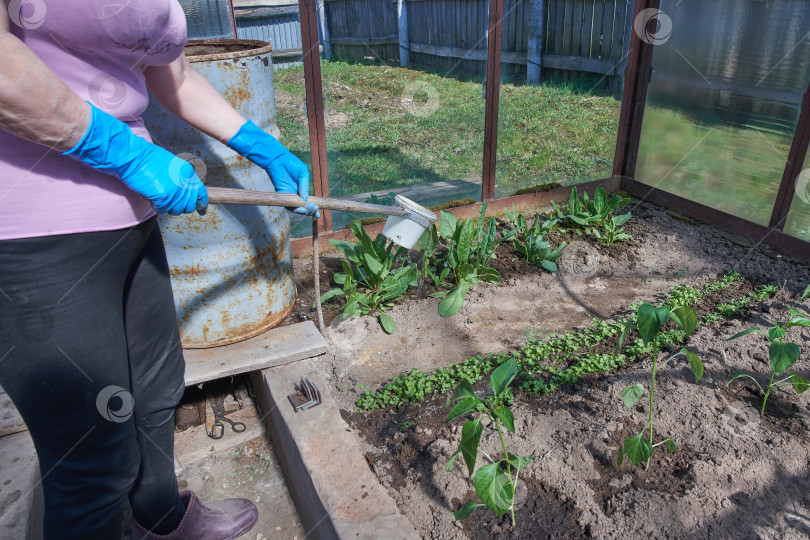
xmin=725 ymin=371 xmax=763 ymax=392
xmin=636 ymin=303 xmax=670 ymax=345
xmin=768 ymin=326 xmax=786 ymax=342
xmin=613 ymin=213 xmax=632 ymax=226
xmin=802 ymin=284 xmax=810 ymax=301
xmin=378 ymin=313 xmax=395 ymax=334
xmin=453 ymin=500 xmax=483 ymax=521
xmin=506 ymin=452 xmax=535 ymax=472
xmin=621 ymin=384 xmax=645 ymax=409
xmin=622 ymin=435 xmax=653 ymax=465
xmin=474 ymin=462 xmax=512 ymax=518
xmin=439 ymin=210 xmax=458 ymax=240
xmin=786 ymin=307 xmax=810 ymax=328
xmin=446 ymin=450 xmax=460 ymax=472
xmin=726 ymin=328 xmax=762 ymax=341
xmin=540 ymin=260 xmax=558 ymax=273
xmin=683 ymin=348 xmax=704 ymax=383
xmin=491 ymin=358 xmax=518 ymax=398
xmin=617 ymin=447 xmax=624 ymax=467
xmin=670 ymin=306 xmax=698 ymax=336
xmin=664 ymin=438 xmax=678 ymax=453
xmin=615 ymin=321 xmax=636 ymax=353
xmin=791 ymin=374 xmax=810 ymax=394
xmin=329 ymin=239 xmax=360 ymax=263
xmin=769 ymin=341 xmax=800 ymax=376
xmin=362 ymin=252 xmax=385 ymax=278
xmin=460 ymin=419 xmax=484 ymax=477
xmin=457 ymin=219 xmax=476 ymax=264
xmin=493 ymin=406 xmax=515 ymax=433
xmin=445 ymin=397 xmax=482 ymax=423
xmin=451 ymin=380 xmax=475 ymax=402
xmin=438 ymin=281 xmax=473 ymax=317
xmin=313 ymin=288 xmax=343 ymax=308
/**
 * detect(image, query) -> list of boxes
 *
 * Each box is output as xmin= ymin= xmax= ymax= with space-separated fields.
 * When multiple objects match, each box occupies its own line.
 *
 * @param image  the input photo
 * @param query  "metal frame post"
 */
xmin=299 ymin=0 xmax=332 ymax=232
xmin=482 ymin=0 xmax=505 ymax=201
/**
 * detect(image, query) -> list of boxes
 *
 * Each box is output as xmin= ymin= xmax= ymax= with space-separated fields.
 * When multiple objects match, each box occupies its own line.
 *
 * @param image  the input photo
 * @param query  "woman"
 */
xmin=0 ymin=1 xmax=318 ymax=538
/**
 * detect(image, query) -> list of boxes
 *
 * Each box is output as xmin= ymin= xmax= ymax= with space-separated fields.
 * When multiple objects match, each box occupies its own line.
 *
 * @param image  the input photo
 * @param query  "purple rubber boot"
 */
xmin=133 ymin=491 xmax=258 ymax=540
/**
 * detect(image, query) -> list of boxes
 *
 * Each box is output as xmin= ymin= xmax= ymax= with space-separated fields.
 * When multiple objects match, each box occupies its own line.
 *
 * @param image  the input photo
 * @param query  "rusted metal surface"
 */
xmin=288 ymin=377 xmax=322 ymax=412
xmin=624 ymin=178 xmax=810 ymax=265
xmin=142 ymin=39 xmax=295 ymax=349
xmin=613 ymin=0 xmax=653 ymax=179
xmin=481 ymin=0 xmax=505 ymax=202
xmin=299 ymin=0 xmax=333 ymax=232
xmin=290 ymin=177 xmax=622 ymax=257
xmin=770 ymin=78 xmax=810 ymax=229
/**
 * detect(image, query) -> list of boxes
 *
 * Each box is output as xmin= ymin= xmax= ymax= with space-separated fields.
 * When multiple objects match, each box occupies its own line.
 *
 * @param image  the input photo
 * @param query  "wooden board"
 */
xmin=183 ymin=321 xmax=327 ymax=387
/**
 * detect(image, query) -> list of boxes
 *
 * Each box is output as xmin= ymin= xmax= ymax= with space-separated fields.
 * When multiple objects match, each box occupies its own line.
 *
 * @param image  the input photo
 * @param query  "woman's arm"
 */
xmin=0 ymin=5 xmax=90 ymax=151
xmin=144 ymin=56 xmax=247 ymax=144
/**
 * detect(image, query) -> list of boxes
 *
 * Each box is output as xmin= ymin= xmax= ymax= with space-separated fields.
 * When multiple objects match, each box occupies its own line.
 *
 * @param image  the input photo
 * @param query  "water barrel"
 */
xmin=142 ymin=39 xmax=295 ymax=349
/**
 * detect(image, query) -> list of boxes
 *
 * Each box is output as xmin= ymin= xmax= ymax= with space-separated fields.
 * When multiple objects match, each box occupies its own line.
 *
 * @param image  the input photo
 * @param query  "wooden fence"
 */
xmin=324 ymin=0 xmax=636 ymax=84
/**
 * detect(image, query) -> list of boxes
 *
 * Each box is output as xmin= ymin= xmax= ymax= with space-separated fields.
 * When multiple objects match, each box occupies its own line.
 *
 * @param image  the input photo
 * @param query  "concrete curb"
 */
xmin=251 ymin=358 xmax=419 ymax=540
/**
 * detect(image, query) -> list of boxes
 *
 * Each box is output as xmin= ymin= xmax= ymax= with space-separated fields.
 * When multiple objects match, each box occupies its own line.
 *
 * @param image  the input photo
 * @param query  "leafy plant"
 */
xmin=615 ymin=302 xmax=704 ymax=468
xmin=515 ymin=234 xmax=566 ymax=272
xmin=364 ymin=191 xmax=397 ymax=206
xmin=445 ymin=359 xmax=534 ymax=526
xmin=725 ymin=284 xmax=810 ymax=416
xmin=436 ymin=203 xmax=515 ymax=317
xmin=551 ymin=186 xmax=631 ymax=241
xmin=593 ymin=213 xmax=632 ymax=246
xmin=416 ymin=224 xmax=449 ymax=289
xmin=324 ymin=221 xmax=415 ymax=333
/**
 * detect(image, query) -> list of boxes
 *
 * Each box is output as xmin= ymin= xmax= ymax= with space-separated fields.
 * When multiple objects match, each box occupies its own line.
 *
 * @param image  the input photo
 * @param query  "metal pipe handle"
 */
xmin=206 ymin=187 xmax=408 ymax=216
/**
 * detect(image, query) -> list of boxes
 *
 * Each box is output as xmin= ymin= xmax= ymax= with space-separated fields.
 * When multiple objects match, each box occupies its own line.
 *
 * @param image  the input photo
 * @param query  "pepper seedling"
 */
xmin=725 ymin=284 xmax=810 ymax=416
xmin=615 ymin=302 xmax=704 ymax=468
xmin=444 ymin=358 xmax=534 ymax=527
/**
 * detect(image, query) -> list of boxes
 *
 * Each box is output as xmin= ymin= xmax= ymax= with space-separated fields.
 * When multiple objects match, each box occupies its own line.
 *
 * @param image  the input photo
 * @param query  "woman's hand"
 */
xmin=227 ymin=121 xmax=319 ymax=217
xmin=63 ymin=104 xmax=208 ymax=216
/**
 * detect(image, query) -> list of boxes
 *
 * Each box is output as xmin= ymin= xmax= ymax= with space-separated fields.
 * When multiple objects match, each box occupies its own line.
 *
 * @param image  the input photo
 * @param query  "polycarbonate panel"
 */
xmin=320 ymin=0 xmax=487 ymax=231
xmin=495 ymin=0 xmax=631 ymax=198
xmin=179 ymin=0 xmax=233 ymax=39
xmin=783 ymin=148 xmax=810 ymax=241
xmin=636 ymin=0 xmax=810 ymax=226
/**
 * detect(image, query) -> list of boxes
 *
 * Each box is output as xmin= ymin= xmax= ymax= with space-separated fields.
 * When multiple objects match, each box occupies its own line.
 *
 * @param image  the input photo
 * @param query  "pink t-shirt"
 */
xmin=0 ymin=0 xmax=188 ymax=240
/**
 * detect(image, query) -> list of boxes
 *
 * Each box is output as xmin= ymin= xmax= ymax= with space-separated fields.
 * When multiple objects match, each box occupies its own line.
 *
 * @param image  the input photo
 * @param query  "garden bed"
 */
xmin=289 ymin=198 xmax=810 ymax=539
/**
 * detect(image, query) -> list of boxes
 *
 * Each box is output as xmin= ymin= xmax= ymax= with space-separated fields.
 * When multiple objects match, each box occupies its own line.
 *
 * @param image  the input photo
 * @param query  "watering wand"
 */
xmin=206 ymin=187 xmax=437 ymax=250
xmin=207 ymin=186 xmax=437 ymax=331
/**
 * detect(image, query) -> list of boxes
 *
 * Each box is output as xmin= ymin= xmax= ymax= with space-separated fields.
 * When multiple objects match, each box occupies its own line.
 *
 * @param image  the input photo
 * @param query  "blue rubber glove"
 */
xmin=227 ymin=121 xmax=320 ymax=218
xmin=63 ymin=104 xmax=208 ymax=216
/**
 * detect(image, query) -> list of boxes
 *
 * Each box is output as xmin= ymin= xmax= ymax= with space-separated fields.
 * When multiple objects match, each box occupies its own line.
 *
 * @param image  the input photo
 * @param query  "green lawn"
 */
xmin=272 ymin=61 xmax=621 ymax=198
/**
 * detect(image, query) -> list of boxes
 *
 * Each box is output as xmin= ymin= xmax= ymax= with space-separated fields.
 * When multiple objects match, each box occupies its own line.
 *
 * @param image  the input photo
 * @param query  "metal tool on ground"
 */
xmin=288 ymin=377 xmax=321 ymax=412
xmin=204 ymin=396 xmax=247 ymax=439
xmin=207 ymin=187 xmax=437 ymax=250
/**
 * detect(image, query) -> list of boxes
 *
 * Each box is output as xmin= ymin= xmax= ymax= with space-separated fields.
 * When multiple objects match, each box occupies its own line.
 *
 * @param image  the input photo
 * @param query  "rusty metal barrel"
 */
xmin=142 ymin=39 xmax=295 ymax=349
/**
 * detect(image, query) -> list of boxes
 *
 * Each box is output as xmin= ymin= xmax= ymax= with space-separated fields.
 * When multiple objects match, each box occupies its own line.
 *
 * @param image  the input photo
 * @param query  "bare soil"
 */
xmin=290 ymin=200 xmax=810 ymax=539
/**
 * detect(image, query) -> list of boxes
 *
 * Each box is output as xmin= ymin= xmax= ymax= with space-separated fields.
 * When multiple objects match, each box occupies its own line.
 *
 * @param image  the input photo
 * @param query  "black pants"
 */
xmin=0 ymin=217 xmax=186 ymax=538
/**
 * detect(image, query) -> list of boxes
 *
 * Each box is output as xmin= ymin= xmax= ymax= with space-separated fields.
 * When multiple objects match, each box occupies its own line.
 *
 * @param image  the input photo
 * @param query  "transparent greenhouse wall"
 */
xmin=784 ymin=149 xmax=810 ymax=242
xmin=635 ymin=0 xmax=810 ymax=226
xmin=495 ymin=0 xmax=631 ymax=198
xmin=320 ymin=0 xmax=488 ymax=232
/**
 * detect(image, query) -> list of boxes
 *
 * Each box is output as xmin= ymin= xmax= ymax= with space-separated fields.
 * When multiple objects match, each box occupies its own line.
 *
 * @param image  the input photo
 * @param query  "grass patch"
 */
xmin=273 ymin=61 xmax=620 ymax=197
